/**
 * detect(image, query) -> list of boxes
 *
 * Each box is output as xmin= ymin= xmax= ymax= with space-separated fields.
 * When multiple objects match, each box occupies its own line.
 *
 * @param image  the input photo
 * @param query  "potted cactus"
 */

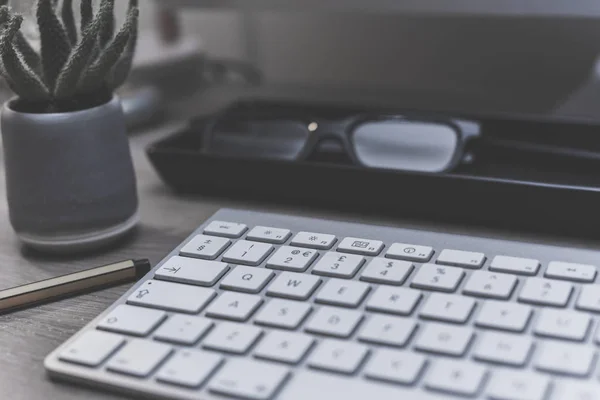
xmin=0 ymin=0 xmax=140 ymax=253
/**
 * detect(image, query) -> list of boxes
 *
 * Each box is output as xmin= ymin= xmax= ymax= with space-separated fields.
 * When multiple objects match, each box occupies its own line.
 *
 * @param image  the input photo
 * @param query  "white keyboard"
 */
xmin=45 ymin=209 xmax=600 ymax=400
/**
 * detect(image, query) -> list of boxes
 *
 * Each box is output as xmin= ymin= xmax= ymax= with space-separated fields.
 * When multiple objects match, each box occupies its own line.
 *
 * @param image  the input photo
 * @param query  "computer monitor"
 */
xmin=154 ymin=1 xmax=600 ymax=117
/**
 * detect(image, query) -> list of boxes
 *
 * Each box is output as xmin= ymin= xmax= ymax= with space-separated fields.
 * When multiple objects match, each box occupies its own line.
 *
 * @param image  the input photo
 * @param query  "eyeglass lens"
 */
xmin=352 ymin=121 xmax=459 ymax=173
xmin=208 ymin=119 xmax=310 ymax=161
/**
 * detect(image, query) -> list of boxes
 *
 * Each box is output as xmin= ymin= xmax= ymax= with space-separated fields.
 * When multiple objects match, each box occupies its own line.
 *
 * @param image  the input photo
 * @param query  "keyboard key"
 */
xmin=424 ymin=360 xmax=487 ymax=397
xmin=156 ymin=349 xmax=223 ymax=388
xmin=473 ymin=331 xmax=533 ymax=367
xmin=266 ymin=271 xmax=321 ymax=300
xmin=59 ymin=331 xmax=125 ymax=367
xmin=364 ymin=350 xmax=427 ymax=385
xmin=366 ymin=286 xmax=422 ymax=315
xmin=337 ymin=237 xmax=384 ymax=256
xmin=106 ymin=339 xmax=173 ymax=377
xmin=203 ymin=220 xmax=247 ymax=238
xmin=254 ymin=299 xmax=312 ymax=329
xmin=577 ymin=285 xmax=600 ymax=312
xmin=246 ymin=226 xmax=291 ymax=244
xmin=462 ymin=270 xmax=518 ymax=300
xmin=291 ymin=231 xmax=337 ymax=250
xmin=308 ymin=339 xmax=369 ymax=374
xmin=535 ymin=341 xmax=595 ymax=377
xmin=414 ymin=323 xmax=474 ymax=357
xmin=410 ymin=264 xmax=465 ymax=292
xmin=545 ymin=261 xmax=597 ymax=282
xmin=358 ymin=315 xmax=417 ymax=347
xmin=202 ymin=322 xmax=262 ymax=354
xmin=386 ymin=243 xmax=434 ymax=262
xmin=475 ymin=300 xmax=533 ymax=332
xmin=266 ymin=246 xmax=319 ymax=272
xmin=154 ymin=256 xmax=229 ymax=287
xmin=419 ymin=293 xmax=476 ymax=323
xmin=518 ymin=277 xmax=573 ymax=307
xmin=436 ymin=249 xmax=486 ymax=269
xmin=312 ymin=252 xmax=365 ymax=278
xmin=220 ymin=265 xmax=275 ymax=293
xmin=209 ymin=358 xmax=289 ymax=400
xmin=97 ymin=304 xmax=167 ymax=336
xmin=553 ymin=382 xmax=600 ymax=400
xmin=127 ymin=280 xmax=216 ymax=314
xmin=305 ymin=306 xmax=363 ymax=338
xmin=315 ymin=278 xmax=370 ymax=308
xmin=534 ymin=309 xmax=591 ymax=341
xmin=253 ymin=331 xmax=314 ymax=364
xmin=179 ymin=234 xmax=231 ymax=260
xmin=205 ymin=292 xmax=263 ymax=321
xmin=222 ymin=240 xmax=274 ymax=266
xmin=489 ymin=255 xmax=540 ymax=276
xmin=360 ymin=258 xmax=414 ymax=285
xmin=487 ymin=370 xmax=550 ymax=400
xmin=153 ymin=315 xmax=213 ymax=345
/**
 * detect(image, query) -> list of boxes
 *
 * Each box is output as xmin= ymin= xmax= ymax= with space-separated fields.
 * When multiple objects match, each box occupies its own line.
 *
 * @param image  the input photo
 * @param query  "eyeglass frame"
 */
xmin=205 ymin=112 xmax=480 ymax=173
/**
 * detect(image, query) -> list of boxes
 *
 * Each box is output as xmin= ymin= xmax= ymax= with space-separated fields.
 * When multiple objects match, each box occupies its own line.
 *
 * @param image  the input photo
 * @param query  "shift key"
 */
xmin=127 ymin=280 xmax=216 ymax=314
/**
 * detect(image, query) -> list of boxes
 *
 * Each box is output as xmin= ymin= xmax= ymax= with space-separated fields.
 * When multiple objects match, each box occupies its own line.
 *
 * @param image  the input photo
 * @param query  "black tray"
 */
xmin=147 ymin=99 xmax=600 ymax=238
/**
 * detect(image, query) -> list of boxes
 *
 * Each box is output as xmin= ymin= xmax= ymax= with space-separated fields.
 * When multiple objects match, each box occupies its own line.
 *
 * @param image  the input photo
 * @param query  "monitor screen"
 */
xmin=153 ymin=1 xmax=600 ymax=120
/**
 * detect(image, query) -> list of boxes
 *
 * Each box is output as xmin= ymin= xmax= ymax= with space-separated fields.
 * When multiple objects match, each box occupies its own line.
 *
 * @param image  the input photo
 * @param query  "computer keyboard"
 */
xmin=44 ymin=208 xmax=600 ymax=400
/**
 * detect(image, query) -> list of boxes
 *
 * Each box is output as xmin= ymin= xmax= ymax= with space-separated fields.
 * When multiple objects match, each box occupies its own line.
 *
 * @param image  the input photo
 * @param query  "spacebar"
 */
xmin=280 ymin=370 xmax=456 ymax=400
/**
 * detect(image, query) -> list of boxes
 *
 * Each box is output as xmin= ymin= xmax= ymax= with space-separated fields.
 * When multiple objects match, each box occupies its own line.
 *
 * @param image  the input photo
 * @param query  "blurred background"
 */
xmin=6 ymin=0 xmax=600 ymax=120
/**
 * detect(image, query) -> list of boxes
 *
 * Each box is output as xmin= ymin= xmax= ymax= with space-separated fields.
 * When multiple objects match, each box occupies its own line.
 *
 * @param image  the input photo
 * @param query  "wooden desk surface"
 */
xmin=0 ymin=116 xmax=412 ymax=400
xmin=2 ymin=107 xmax=598 ymax=399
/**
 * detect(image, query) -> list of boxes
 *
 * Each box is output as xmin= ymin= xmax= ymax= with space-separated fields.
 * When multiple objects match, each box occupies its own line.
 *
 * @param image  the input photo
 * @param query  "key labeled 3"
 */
xmin=312 ymin=252 xmax=365 ymax=278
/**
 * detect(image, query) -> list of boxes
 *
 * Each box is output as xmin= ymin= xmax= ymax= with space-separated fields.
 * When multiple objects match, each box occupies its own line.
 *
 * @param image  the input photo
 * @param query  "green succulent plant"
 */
xmin=0 ymin=0 xmax=139 ymax=113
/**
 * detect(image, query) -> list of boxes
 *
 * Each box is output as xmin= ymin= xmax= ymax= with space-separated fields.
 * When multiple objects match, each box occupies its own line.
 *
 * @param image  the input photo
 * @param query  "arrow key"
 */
xmin=209 ymin=358 xmax=290 ymax=400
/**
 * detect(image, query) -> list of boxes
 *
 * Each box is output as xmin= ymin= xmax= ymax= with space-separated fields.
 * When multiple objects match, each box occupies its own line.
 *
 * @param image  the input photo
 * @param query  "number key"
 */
xmin=360 ymin=258 xmax=414 ymax=285
xmin=577 ymin=284 xmax=600 ymax=312
xmin=410 ymin=264 xmax=465 ymax=292
xmin=222 ymin=240 xmax=274 ymax=266
xmin=518 ymin=277 xmax=573 ymax=307
xmin=462 ymin=271 xmax=518 ymax=300
xmin=312 ymin=252 xmax=365 ymax=278
xmin=266 ymin=246 xmax=318 ymax=272
xmin=179 ymin=234 xmax=231 ymax=260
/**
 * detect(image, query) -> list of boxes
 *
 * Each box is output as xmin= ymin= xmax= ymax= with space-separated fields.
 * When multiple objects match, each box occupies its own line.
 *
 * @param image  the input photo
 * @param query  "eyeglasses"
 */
xmin=205 ymin=113 xmax=480 ymax=173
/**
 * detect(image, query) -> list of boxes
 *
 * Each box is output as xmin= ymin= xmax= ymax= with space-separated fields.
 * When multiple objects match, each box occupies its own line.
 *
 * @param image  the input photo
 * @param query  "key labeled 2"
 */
xmin=266 ymin=246 xmax=318 ymax=272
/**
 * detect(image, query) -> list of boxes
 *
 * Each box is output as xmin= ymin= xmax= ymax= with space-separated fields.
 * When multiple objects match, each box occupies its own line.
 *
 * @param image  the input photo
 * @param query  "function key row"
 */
xmin=198 ymin=221 xmax=598 ymax=282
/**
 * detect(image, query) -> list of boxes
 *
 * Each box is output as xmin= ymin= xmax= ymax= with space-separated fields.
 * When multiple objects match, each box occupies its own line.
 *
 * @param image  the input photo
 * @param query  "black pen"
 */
xmin=0 ymin=259 xmax=151 ymax=314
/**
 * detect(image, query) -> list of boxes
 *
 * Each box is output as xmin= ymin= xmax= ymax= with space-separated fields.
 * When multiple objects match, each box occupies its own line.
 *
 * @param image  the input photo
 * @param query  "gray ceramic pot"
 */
xmin=1 ymin=95 xmax=138 ymax=253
